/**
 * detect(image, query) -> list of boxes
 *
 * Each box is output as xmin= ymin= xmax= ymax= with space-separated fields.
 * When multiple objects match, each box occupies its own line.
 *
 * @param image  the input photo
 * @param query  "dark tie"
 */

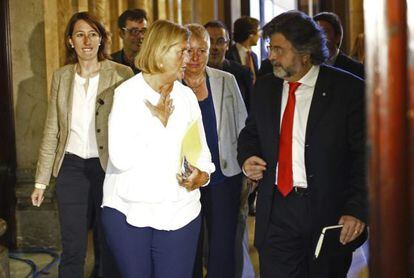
xmin=277 ymin=82 xmax=301 ymax=196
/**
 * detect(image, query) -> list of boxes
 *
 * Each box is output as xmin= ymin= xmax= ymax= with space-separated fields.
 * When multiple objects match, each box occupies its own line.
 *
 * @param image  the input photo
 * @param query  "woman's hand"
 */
xmin=177 ymin=164 xmax=209 ymax=191
xmin=145 ymin=83 xmax=175 ymax=127
xmin=31 ymin=188 xmax=45 ymax=207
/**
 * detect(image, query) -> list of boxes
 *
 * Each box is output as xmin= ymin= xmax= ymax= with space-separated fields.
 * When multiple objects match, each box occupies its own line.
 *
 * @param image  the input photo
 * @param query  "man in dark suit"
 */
xmin=225 ymin=16 xmax=260 ymax=82
xmin=111 ymin=9 xmax=148 ymax=74
xmin=314 ymin=12 xmax=364 ymax=79
xmin=204 ymin=20 xmax=253 ymax=111
xmin=237 ymin=11 xmax=367 ymax=278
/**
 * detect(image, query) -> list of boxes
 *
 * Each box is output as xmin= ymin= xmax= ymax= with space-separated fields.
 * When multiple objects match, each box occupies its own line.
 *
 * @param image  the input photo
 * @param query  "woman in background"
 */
xmin=183 ymin=24 xmax=248 ymax=278
xmin=31 ymin=12 xmax=133 ymax=278
xmin=101 ymin=20 xmax=215 ymax=278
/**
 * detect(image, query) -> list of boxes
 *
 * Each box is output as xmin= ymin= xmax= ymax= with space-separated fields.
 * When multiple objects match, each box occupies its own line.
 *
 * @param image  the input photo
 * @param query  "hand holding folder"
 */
xmin=176 ymin=119 xmax=209 ymax=191
xmin=314 ymin=224 xmax=367 ymax=259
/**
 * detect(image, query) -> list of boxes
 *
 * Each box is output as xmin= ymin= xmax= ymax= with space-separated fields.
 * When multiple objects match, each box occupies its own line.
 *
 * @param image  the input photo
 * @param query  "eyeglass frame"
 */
xmin=209 ymin=37 xmax=229 ymax=47
xmin=122 ymin=27 xmax=147 ymax=36
xmin=266 ymin=44 xmax=301 ymax=56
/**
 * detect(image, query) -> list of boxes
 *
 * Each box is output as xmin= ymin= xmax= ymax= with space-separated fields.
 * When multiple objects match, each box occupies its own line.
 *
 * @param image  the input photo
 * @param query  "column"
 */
xmin=365 ymin=0 xmax=410 ymax=276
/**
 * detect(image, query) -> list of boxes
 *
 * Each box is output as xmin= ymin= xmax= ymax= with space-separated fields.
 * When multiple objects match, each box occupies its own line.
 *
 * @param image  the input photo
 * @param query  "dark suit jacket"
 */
xmin=237 ymin=65 xmax=367 ymax=252
xmin=226 ymin=44 xmax=259 ymax=77
xmin=111 ymin=49 xmax=141 ymax=74
xmin=334 ymin=52 xmax=364 ymax=79
xmin=221 ymin=59 xmax=254 ymax=112
xmin=258 ymin=52 xmax=365 ymax=80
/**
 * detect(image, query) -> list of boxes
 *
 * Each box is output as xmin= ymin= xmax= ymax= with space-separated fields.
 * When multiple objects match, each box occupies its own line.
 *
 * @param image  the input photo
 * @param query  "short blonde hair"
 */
xmin=186 ymin=23 xmax=210 ymax=49
xmin=136 ymin=20 xmax=189 ymax=74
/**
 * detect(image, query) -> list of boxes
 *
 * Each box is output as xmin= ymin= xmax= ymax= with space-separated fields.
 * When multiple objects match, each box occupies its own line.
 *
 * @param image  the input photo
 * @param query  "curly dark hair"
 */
xmin=262 ymin=10 xmax=329 ymax=65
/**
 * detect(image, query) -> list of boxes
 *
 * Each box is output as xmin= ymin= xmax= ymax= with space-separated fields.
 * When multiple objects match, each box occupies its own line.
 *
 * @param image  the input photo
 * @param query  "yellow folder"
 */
xmin=181 ymin=119 xmax=203 ymax=168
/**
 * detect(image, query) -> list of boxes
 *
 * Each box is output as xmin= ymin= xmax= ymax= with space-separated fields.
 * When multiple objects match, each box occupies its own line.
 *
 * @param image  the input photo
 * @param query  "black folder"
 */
xmin=314 ymin=224 xmax=367 ymax=259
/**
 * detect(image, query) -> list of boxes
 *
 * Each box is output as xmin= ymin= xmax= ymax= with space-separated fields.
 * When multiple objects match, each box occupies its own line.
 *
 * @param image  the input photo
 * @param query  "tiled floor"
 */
xmin=9 ymin=215 xmax=369 ymax=278
xmin=9 ymin=216 xmax=259 ymax=278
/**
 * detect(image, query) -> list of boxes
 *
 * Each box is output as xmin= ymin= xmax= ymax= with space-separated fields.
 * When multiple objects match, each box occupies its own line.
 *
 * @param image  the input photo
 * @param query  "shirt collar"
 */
xmin=236 ymin=43 xmax=250 ymax=54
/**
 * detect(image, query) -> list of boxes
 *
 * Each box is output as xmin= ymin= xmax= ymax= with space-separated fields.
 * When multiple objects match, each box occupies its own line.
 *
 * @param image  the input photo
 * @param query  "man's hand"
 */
xmin=338 ymin=215 xmax=365 ymax=245
xmin=31 ymin=188 xmax=45 ymax=207
xmin=177 ymin=165 xmax=209 ymax=191
xmin=242 ymin=156 xmax=267 ymax=181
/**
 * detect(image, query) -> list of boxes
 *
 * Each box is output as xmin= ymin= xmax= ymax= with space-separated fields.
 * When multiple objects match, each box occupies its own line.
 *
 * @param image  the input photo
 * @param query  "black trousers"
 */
xmin=192 ymin=174 xmax=242 ymax=278
xmin=55 ymin=154 xmax=120 ymax=278
xmin=259 ymin=188 xmax=352 ymax=278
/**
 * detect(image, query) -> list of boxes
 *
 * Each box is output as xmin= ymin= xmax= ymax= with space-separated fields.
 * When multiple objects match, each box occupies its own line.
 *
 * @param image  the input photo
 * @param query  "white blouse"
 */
xmin=66 ymin=73 xmax=100 ymax=158
xmin=102 ymin=73 xmax=215 ymax=231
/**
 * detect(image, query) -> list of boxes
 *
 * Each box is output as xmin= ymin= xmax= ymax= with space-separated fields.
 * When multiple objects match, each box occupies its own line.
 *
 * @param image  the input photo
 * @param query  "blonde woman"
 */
xmin=101 ymin=20 xmax=215 ymax=278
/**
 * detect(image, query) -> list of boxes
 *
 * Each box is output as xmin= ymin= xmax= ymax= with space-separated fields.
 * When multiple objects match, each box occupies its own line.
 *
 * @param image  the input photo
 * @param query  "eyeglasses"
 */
xmin=210 ymin=37 xmax=228 ymax=47
xmin=266 ymin=45 xmax=285 ymax=56
xmin=188 ymin=48 xmax=209 ymax=57
xmin=122 ymin=27 xmax=147 ymax=36
xmin=72 ymin=31 xmax=101 ymax=41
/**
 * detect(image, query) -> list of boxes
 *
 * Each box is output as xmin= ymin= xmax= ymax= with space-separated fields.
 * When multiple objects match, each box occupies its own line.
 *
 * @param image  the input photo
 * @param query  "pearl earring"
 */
xmin=70 ymin=44 xmax=74 ymax=48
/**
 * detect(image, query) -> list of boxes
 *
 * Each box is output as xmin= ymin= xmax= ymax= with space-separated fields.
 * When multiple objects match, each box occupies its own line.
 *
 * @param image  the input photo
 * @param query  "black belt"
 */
xmin=276 ymin=185 xmax=309 ymax=197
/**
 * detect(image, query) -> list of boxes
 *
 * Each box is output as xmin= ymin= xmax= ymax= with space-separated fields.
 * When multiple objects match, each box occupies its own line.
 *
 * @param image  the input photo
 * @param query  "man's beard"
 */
xmin=272 ymin=63 xmax=293 ymax=79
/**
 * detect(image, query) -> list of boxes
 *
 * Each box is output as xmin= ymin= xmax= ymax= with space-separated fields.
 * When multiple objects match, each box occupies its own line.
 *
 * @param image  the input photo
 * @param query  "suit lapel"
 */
xmin=206 ymin=67 xmax=223 ymax=132
xmin=305 ymin=66 xmax=332 ymax=142
xmin=61 ymin=65 xmax=75 ymax=130
xmin=230 ymin=46 xmax=241 ymax=64
xmin=97 ymin=60 xmax=113 ymax=96
xmin=267 ymin=77 xmax=283 ymax=160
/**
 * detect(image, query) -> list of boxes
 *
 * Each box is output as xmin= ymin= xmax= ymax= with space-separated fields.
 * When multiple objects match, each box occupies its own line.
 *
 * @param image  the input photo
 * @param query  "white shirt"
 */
xmin=66 ymin=73 xmax=100 ymax=159
xmin=276 ymin=65 xmax=320 ymax=188
xmin=102 ymin=73 xmax=215 ymax=231
xmin=236 ymin=43 xmax=250 ymax=66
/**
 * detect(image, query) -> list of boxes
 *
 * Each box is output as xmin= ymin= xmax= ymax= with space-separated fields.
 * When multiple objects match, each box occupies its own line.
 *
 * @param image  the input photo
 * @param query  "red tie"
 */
xmin=277 ymin=82 xmax=301 ymax=196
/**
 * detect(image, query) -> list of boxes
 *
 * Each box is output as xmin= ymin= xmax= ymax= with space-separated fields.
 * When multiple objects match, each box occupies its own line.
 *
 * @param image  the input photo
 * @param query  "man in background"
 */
xmin=226 ymin=16 xmax=261 ymax=83
xmin=313 ymin=11 xmax=364 ymax=78
xmin=111 ymin=8 xmax=148 ymax=74
xmin=204 ymin=20 xmax=253 ymax=111
xmin=204 ymin=20 xmax=255 ymax=278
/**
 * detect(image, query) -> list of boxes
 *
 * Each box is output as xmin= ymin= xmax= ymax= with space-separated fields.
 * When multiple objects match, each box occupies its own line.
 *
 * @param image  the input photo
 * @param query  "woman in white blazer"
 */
xmin=183 ymin=24 xmax=248 ymax=278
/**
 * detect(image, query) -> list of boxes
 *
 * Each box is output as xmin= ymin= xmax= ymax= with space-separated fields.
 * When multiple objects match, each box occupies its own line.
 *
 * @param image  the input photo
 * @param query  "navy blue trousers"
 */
xmin=55 ymin=154 xmax=119 ymax=278
xmin=193 ymin=174 xmax=242 ymax=278
xmin=102 ymin=207 xmax=201 ymax=278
